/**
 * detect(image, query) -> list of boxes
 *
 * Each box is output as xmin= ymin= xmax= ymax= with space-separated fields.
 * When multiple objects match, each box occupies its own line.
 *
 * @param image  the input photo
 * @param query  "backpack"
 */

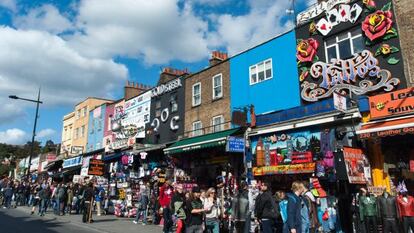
xmin=279 ymin=200 xmax=288 ymax=223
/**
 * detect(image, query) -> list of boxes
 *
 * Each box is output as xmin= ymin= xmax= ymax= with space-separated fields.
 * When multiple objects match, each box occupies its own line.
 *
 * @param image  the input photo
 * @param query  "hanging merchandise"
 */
xmin=256 ymin=138 xmax=265 ymax=166
xmin=121 ymin=154 xmax=129 ymax=165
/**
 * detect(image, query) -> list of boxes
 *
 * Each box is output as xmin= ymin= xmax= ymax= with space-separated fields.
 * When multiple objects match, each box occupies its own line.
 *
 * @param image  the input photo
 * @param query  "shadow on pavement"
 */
xmin=0 ymin=210 xmax=65 ymax=233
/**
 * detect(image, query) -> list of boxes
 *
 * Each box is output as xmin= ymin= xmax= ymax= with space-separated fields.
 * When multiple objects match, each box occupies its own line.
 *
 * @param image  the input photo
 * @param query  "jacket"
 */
xmin=359 ymin=195 xmax=378 ymax=220
xmin=286 ymin=193 xmax=302 ymax=233
xmin=377 ymin=194 xmax=398 ymax=218
xmin=159 ymin=184 xmax=173 ymax=207
xmin=232 ymin=190 xmax=249 ymax=221
xmin=396 ymin=195 xmax=414 ymax=218
xmin=255 ymin=190 xmax=279 ymax=220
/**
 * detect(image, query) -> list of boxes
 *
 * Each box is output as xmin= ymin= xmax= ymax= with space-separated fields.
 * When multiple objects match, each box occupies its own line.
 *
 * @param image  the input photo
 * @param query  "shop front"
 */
xmin=356 ymin=87 xmax=414 ymax=193
xmin=164 ymin=128 xmax=245 ymax=188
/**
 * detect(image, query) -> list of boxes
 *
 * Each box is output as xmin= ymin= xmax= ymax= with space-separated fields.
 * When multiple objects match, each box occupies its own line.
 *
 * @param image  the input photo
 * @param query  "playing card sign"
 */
xmin=297 ymin=0 xmax=351 ymax=25
xmin=316 ymin=3 xmax=362 ymax=36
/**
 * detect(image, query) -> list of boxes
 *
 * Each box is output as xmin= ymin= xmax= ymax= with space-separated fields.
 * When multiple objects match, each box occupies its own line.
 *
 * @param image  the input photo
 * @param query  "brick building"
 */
xmin=184 ymin=51 xmax=231 ymax=137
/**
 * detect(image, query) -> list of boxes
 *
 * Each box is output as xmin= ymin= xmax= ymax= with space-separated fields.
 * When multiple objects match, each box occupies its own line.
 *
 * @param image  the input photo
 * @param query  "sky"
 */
xmin=0 ymin=0 xmax=313 ymax=145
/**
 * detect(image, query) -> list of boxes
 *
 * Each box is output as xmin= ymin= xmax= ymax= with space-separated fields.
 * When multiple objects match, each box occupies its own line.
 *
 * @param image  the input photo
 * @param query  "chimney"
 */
xmin=158 ymin=67 xmax=189 ymax=85
xmin=124 ymin=80 xmax=151 ymax=100
xmin=209 ymin=51 xmax=228 ymax=66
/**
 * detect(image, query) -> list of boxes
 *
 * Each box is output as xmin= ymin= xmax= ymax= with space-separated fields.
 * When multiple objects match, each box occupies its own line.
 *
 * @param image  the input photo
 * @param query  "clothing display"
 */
xmin=397 ymin=194 xmax=414 ymax=233
xmin=359 ymin=195 xmax=378 ymax=233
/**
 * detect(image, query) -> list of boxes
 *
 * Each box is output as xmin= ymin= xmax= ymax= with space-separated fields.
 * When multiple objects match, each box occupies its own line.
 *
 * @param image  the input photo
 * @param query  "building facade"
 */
xmin=86 ymin=104 xmax=106 ymax=153
xmin=229 ymin=30 xmax=301 ymax=116
xmin=61 ymin=111 xmax=75 ymax=157
xmin=70 ymin=97 xmax=112 ymax=156
xmin=184 ymin=52 xmax=231 ymax=137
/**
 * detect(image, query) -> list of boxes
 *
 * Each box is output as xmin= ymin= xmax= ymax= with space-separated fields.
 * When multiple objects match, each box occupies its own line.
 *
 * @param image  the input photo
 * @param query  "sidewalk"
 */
xmin=14 ymin=206 xmax=162 ymax=233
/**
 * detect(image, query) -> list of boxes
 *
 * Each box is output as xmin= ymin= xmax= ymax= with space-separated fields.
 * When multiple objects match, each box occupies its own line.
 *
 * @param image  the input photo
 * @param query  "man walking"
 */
xmin=255 ymin=182 xmax=279 ymax=233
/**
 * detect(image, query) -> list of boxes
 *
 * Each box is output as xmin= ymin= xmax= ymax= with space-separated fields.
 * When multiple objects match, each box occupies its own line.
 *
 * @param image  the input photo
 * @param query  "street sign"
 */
xmin=226 ymin=136 xmax=245 ymax=153
xmin=333 ymin=92 xmax=347 ymax=113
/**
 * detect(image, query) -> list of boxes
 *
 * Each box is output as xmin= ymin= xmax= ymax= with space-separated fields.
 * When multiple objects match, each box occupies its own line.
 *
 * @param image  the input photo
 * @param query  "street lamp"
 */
xmin=9 ymin=88 xmax=43 ymax=178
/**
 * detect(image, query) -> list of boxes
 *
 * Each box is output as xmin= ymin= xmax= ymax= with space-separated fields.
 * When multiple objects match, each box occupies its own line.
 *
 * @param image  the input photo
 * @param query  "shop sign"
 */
xmin=333 ymin=92 xmax=347 ymax=113
xmin=111 ymin=138 xmax=128 ymax=150
xmin=367 ymin=185 xmax=384 ymax=196
xmin=301 ymin=50 xmax=400 ymax=102
xmin=88 ymin=159 xmax=105 ymax=176
xmin=226 ymin=136 xmax=245 ymax=153
xmin=70 ymin=146 xmax=83 ymax=155
xmin=359 ymin=126 xmax=414 ymax=139
xmin=253 ymin=163 xmax=316 ymax=176
xmin=63 ymin=156 xmax=83 ymax=169
xmin=368 ymin=87 xmax=414 ymax=119
xmin=123 ymin=92 xmax=151 ymax=139
xmin=151 ymin=78 xmax=182 ymax=97
xmin=296 ymin=0 xmax=350 ymax=25
xmin=343 ymin=147 xmax=369 ymax=184
xmin=30 ymin=157 xmax=39 ymax=172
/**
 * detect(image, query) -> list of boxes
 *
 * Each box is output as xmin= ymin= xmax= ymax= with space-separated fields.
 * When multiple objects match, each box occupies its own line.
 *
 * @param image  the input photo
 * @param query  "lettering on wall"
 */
xmin=301 ymin=50 xmax=400 ymax=102
xmin=151 ymin=78 xmax=182 ymax=97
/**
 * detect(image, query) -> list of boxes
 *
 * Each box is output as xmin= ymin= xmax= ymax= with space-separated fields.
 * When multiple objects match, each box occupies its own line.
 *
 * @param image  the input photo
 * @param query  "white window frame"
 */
xmin=81 ymin=125 xmax=85 ymax=137
xmin=324 ymin=30 xmax=363 ymax=63
xmin=192 ymin=121 xmax=203 ymax=137
xmin=76 ymin=110 xmax=81 ymax=119
xmin=249 ymin=58 xmax=273 ymax=85
xmin=192 ymin=82 xmax=201 ymax=107
xmin=211 ymin=115 xmax=224 ymax=133
xmin=212 ymin=74 xmax=223 ymax=100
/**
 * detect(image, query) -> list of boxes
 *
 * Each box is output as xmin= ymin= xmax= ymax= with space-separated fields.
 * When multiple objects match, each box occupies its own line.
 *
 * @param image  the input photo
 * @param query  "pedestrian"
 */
xmin=171 ymin=184 xmax=187 ymax=233
xmin=66 ymin=183 xmax=74 ymax=214
xmin=232 ymin=181 xmax=250 ymax=233
xmin=275 ymin=191 xmax=287 ymax=233
xmin=159 ymin=180 xmax=174 ymax=233
xmin=82 ymin=182 xmax=95 ymax=223
xmin=30 ymin=184 xmax=41 ymax=215
xmin=95 ymin=184 xmax=104 ymax=216
xmin=58 ymin=183 xmax=67 ymax=215
xmin=39 ymin=184 xmax=51 ymax=216
xmin=255 ymin=182 xmax=279 ymax=233
xmin=286 ymin=181 xmax=304 ymax=233
xmin=186 ymin=186 xmax=205 ymax=233
xmin=247 ymin=182 xmax=260 ymax=233
xmin=134 ymin=182 xmax=149 ymax=225
xmin=204 ymin=187 xmax=220 ymax=233
xmin=3 ymin=183 xmax=13 ymax=209
xmin=300 ymin=182 xmax=319 ymax=233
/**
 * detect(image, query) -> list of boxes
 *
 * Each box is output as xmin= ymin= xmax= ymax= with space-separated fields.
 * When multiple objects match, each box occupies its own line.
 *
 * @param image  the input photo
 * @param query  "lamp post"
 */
xmin=9 ymin=88 xmax=43 ymax=177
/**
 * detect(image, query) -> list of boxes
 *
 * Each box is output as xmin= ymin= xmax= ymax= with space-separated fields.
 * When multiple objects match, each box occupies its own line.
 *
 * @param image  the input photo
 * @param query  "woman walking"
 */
xmin=204 ymin=188 xmax=220 ymax=233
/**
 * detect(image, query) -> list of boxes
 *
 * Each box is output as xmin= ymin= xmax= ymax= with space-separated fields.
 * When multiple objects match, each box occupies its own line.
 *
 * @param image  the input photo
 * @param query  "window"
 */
xmin=155 ymin=100 xmax=161 ymax=117
xmin=68 ymin=127 xmax=72 ymax=140
xmin=192 ymin=83 xmax=201 ymax=106
xmin=81 ymin=125 xmax=85 ymax=137
xmin=63 ymin=127 xmax=67 ymax=141
xmin=82 ymin=107 xmax=87 ymax=117
xmin=74 ymin=128 xmax=79 ymax=139
xmin=192 ymin=121 xmax=203 ymax=137
xmin=249 ymin=59 xmax=272 ymax=85
xmin=170 ymin=94 xmax=178 ymax=113
xmin=212 ymin=74 xmax=223 ymax=99
xmin=76 ymin=110 xmax=81 ymax=119
xmin=211 ymin=115 xmax=224 ymax=133
xmin=325 ymin=28 xmax=364 ymax=62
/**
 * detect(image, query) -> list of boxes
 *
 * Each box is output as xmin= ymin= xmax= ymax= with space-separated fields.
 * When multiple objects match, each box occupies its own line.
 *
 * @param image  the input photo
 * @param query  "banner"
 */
xmin=369 ymin=87 xmax=414 ymax=119
xmin=88 ymin=159 xmax=105 ymax=176
xmin=253 ymin=163 xmax=315 ymax=176
xmin=343 ymin=147 xmax=369 ymax=184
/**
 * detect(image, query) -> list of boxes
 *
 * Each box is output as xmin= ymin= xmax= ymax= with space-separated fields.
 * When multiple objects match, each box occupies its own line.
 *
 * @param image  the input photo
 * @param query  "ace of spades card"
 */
xmin=316 ymin=18 xmax=333 ymax=36
xmin=349 ymin=4 xmax=363 ymax=24
xmin=338 ymin=4 xmax=351 ymax=22
xmin=326 ymin=8 xmax=340 ymax=27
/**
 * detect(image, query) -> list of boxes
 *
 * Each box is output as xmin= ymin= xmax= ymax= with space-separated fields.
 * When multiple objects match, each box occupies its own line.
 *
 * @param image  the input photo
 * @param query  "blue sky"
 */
xmin=0 ymin=0 xmax=311 ymax=145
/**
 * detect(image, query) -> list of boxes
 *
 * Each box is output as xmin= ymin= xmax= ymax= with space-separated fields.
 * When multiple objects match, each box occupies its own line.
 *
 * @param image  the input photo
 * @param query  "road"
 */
xmin=0 ymin=207 xmax=162 ymax=233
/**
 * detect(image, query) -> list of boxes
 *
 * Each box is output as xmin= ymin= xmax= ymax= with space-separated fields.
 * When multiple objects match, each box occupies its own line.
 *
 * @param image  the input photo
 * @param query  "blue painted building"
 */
xmin=87 ymin=104 xmax=106 ymax=152
xmin=229 ymin=30 xmax=300 ymax=116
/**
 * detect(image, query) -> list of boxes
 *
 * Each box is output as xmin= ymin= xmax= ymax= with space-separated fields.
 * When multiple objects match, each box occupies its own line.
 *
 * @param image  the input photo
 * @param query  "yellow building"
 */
xmin=62 ymin=97 xmax=113 ymax=157
xmin=60 ymin=111 xmax=75 ymax=158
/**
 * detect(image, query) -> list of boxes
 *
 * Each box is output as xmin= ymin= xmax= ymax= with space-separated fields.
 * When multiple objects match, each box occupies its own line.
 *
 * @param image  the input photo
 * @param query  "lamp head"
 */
xmin=9 ymin=95 xmax=18 ymax=99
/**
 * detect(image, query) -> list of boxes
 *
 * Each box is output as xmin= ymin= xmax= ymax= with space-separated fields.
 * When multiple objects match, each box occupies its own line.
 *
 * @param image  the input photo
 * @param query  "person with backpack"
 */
xmin=95 ymin=185 xmax=104 ymax=216
xmin=171 ymin=184 xmax=187 ymax=233
xmin=301 ymin=182 xmax=318 ymax=233
xmin=255 ymin=182 xmax=279 ymax=233
xmin=275 ymin=191 xmax=288 ymax=233
xmin=286 ymin=181 xmax=305 ymax=233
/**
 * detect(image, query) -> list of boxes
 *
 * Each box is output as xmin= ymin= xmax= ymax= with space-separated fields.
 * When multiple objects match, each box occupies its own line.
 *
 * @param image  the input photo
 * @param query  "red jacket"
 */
xmin=397 ymin=195 xmax=414 ymax=218
xmin=159 ymin=184 xmax=173 ymax=207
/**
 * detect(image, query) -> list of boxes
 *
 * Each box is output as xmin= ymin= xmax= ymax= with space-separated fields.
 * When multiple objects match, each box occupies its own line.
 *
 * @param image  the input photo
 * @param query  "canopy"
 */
xmin=356 ymin=115 xmax=414 ymax=139
xmin=164 ymin=128 xmax=242 ymax=155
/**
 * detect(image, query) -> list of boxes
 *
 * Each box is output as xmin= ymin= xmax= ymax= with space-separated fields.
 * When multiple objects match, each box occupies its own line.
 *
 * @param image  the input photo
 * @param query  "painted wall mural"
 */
xmin=295 ymin=0 xmax=406 ymax=103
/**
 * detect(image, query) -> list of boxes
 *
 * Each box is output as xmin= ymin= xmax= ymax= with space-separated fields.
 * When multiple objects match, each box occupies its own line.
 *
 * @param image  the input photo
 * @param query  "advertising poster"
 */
xmin=343 ymin=147 xmax=369 ymax=184
xmin=88 ymin=159 xmax=105 ymax=176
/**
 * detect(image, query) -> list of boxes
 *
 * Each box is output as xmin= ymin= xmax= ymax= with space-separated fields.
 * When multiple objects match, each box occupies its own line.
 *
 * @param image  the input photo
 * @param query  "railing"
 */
xmin=181 ymin=121 xmax=233 ymax=139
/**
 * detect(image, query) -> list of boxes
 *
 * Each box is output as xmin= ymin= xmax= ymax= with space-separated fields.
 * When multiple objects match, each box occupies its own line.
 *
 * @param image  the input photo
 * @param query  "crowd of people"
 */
xmin=1 ymin=174 xmax=414 ymax=233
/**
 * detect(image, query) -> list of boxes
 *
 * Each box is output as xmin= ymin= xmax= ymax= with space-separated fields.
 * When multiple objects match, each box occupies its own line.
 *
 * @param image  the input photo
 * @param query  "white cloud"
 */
xmin=0 ymin=27 xmax=128 ymax=111
xmin=13 ymin=4 xmax=74 ymax=34
xmin=0 ymin=0 xmax=16 ymax=12
xmin=0 ymin=128 xmax=28 ymax=145
xmin=208 ymin=0 xmax=293 ymax=55
xmin=37 ymin=128 xmax=56 ymax=138
xmin=68 ymin=0 xmax=210 ymax=65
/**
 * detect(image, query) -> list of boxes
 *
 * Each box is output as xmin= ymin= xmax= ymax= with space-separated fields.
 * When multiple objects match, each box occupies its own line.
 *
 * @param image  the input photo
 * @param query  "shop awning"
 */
xmin=164 ymin=128 xmax=242 ymax=155
xmin=356 ymin=115 xmax=414 ymax=139
xmin=44 ymin=159 xmax=63 ymax=171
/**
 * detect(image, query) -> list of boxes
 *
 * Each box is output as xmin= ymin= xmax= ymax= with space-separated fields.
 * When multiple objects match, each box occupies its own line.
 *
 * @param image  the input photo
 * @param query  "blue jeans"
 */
xmin=135 ymin=209 xmax=147 ymax=223
xmin=4 ymin=195 xmax=12 ymax=208
xmin=205 ymin=218 xmax=219 ymax=233
xmin=261 ymin=219 xmax=274 ymax=233
xmin=40 ymin=199 xmax=49 ymax=215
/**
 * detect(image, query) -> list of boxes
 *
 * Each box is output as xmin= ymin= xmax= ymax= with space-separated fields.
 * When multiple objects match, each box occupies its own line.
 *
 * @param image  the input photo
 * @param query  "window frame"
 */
xmin=249 ymin=58 xmax=273 ymax=85
xmin=211 ymin=115 xmax=224 ymax=133
xmin=192 ymin=121 xmax=203 ymax=137
xmin=192 ymin=82 xmax=201 ymax=107
xmin=81 ymin=125 xmax=85 ymax=138
xmin=212 ymin=73 xmax=223 ymax=100
xmin=324 ymin=30 xmax=364 ymax=62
